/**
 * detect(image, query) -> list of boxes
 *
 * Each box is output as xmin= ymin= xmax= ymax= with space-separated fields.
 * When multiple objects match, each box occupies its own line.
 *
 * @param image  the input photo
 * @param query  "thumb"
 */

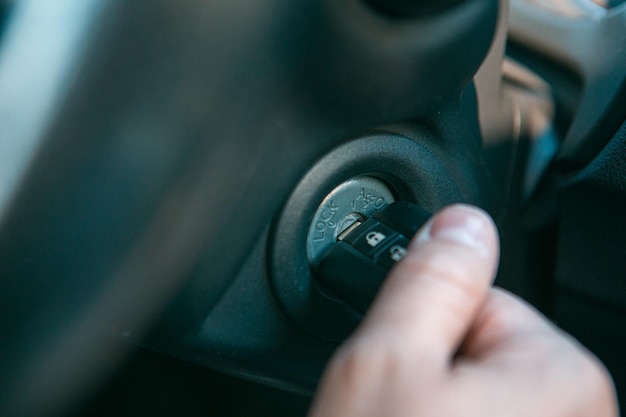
xmin=353 ymin=204 xmax=499 ymax=365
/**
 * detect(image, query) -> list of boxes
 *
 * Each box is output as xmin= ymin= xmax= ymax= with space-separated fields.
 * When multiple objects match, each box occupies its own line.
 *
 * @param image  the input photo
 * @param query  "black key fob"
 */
xmin=313 ymin=201 xmax=431 ymax=313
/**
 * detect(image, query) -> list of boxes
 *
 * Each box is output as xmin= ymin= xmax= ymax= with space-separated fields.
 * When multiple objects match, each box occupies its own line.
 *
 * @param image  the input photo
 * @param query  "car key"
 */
xmin=313 ymin=201 xmax=431 ymax=314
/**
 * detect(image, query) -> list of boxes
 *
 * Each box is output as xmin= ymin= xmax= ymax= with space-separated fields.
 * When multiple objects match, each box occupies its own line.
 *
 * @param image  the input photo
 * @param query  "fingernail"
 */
xmin=413 ymin=205 xmax=493 ymax=252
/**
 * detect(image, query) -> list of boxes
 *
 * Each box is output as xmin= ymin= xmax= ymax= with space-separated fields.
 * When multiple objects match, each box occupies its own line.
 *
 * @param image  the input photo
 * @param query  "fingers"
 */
xmin=310 ymin=203 xmax=619 ymax=417
xmin=353 ymin=204 xmax=500 ymax=364
xmin=310 ymin=204 xmax=619 ymax=417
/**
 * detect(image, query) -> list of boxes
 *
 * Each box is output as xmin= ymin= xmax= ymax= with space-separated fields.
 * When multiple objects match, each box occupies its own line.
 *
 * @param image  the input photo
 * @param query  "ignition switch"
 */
xmin=270 ymin=133 xmax=462 ymax=341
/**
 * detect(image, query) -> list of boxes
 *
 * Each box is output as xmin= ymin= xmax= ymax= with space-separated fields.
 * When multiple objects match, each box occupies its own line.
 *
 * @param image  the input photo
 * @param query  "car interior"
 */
xmin=1 ymin=0 xmax=625 ymax=416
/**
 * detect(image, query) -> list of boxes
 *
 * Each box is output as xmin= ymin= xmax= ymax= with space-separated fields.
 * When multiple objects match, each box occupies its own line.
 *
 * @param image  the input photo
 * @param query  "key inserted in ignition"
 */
xmin=313 ymin=201 xmax=431 ymax=314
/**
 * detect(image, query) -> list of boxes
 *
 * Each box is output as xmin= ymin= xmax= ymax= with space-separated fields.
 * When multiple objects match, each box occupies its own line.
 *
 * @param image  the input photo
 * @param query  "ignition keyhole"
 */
xmin=306 ymin=177 xmax=395 ymax=265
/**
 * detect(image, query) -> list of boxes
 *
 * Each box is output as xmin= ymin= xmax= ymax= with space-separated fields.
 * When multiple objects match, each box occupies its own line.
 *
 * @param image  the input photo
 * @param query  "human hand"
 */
xmin=308 ymin=205 xmax=618 ymax=417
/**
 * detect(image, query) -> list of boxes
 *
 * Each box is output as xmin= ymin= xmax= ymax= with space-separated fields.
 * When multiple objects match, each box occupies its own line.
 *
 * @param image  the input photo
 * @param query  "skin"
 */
xmin=309 ymin=204 xmax=619 ymax=417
